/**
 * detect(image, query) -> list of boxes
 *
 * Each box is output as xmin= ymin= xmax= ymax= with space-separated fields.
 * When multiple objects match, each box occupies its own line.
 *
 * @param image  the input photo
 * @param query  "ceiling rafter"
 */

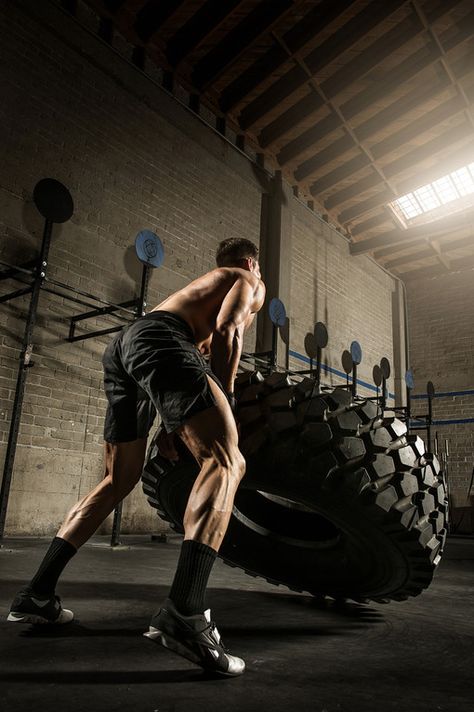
xmin=350 ymin=206 xmax=474 ymax=255
xmin=302 ymin=36 xmax=470 ymax=188
xmin=400 ymin=252 xmax=474 ymax=280
xmin=165 ymin=0 xmax=245 ymax=67
xmin=219 ymin=0 xmax=358 ymax=114
xmin=268 ymin=32 xmax=403 ymax=226
xmin=411 ymin=1 xmax=474 ymax=133
xmin=134 ymin=0 xmax=186 ymax=43
xmin=239 ymin=0 xmax=408 ymax=129
xmin=324 ymin=95 xmax=466 ymax=209
xmin=375 ymin=233 xmax=474 ymax=261
xmin=191 ymin=0 xmax=295 ymax=91
xmin=277 ymin=75 xmax=450 ymax=166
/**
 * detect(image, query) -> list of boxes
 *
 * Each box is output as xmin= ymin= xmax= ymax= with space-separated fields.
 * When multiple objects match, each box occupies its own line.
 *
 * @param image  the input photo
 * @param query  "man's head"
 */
xmin=216 ymin=238 xmax=261 ymax=278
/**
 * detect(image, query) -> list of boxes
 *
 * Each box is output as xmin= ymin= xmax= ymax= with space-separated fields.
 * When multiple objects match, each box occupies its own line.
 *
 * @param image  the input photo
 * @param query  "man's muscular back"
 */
xmin=152 ymin=266 xmax=265 ymax=394
xmin=152 ymin=267 xmax=265 ymax=354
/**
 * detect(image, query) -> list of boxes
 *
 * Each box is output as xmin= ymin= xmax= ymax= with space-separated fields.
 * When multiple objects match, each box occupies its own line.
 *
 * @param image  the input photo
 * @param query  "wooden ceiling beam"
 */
xmin=192 ymin=0 xmax=294 ymax=91
xmin=165 ymin=0 xmax=244 ymax=67
xmin=370 ymin=95 xmax=465 ymax=160
xmin=350 ymin=207 xmax=474 ymax=255
xmin=338 ymin=190 xmax=394 ymax=225
xmin=355 ymin=76 xmax=450 ymax=142
xmin=383 ymin=247 xmax=433 ymax=268
xmin=260 ymin=93 xmax=326 ymax=150
xmin=310 ymin=155 xmax=370 ymax=196
xmin=340 ymin=42 xmax=439 ymax=120
xmin=325 ymin=172 xmax=380 ymax=211
xmin=278 ymin=75 xmax=449 ymax=168
xmin=275 ymin=110 xmax=339 ymax=162
xmin=383 ymin=122 xmax=472 ymax=180
xmin=292 ymin=24 xmax=472 ymax=200
xmin=219 ymin=0 xmax=356 ymax=113
xmin=294 ymin=134 xmax=354 ymax=181
xmin=400 ymin=253 xmax=474 ymax=280
xmin=317 ymin=12 xmax=422 ymax=98
xmin=103 ymin=0 xmax=127 ymax=10
xmin=239 ymin=0 xmax=407 ymax=129
xmin=324 ymin=96 xmax=466 ymax=209
xmin=134 ymin=0 xmax=186 ymax=43
xmin=309 ymin=121 xmax=471 ymax=205
xmin=351 ymin=213 xmax=390 ymax=237
xmin=374 ymin=231 xmax=474 ymax=260
xmin=395 ymin=141 xmax=474 ymax=195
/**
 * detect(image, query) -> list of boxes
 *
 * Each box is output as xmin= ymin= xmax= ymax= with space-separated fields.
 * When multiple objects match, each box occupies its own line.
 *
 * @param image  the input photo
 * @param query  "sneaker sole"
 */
xmin=7 ymin=609 xmax=74 ymax=625
xmin=144 ymin=626 xmax=243 ymax=677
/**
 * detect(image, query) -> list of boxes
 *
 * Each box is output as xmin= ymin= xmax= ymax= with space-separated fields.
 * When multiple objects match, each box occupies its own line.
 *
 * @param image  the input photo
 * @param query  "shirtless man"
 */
xmin=8 ymin=237 xmax=265 ymax=677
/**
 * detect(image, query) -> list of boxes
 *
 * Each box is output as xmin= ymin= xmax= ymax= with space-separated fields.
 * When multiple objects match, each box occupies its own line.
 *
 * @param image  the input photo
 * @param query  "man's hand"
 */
xmin=156 ymin=425 xmax=179 ymax=462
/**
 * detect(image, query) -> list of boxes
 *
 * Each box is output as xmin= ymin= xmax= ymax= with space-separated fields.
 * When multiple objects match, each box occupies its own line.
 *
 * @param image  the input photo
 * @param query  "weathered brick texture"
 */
xmin=406 ymin=270 xmax=474 ymax=507
xmin=0 ymin=0 xmax=262 ymax=535
xmin=289 ymin=203 xmax=396 ymax=399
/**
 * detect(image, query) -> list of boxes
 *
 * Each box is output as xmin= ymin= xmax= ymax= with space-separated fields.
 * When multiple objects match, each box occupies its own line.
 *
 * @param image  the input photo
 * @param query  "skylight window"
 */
xmin=389 ymin=162 xmax=474 ymax=228
xmin=450 ymin=167 xmax=474 ymax=196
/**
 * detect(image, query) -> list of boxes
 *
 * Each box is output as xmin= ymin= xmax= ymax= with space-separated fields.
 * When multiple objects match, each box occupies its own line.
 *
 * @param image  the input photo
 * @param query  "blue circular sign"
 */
xmin=269 ymin=298 xmax=286 ymax=327
xmin=405 ymin=369 xmax=414 ymax=390
xmin=135 ymin=230 xmax=164 ymax=268
xmin=350 ymin=340 xmax=362 ymax=365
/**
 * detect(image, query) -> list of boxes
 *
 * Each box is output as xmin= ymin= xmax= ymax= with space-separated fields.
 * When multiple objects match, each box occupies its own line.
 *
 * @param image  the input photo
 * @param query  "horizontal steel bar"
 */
xmin=0 ymin=259 xmax=36 ymax=277
xmin=45 ymin=276 xmax=138 ymax=316
xmin=70 ymin=299 xmax=138 ymax=323
xmin=0 ymin=286 xmax=33 ymax=304
xmin=68 ymin=325 xmax=124 ymax=342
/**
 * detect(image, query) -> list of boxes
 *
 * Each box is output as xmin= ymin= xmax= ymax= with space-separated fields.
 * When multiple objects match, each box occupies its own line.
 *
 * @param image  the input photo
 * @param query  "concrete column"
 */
xmin=391 ymin=279 xmax=408 ymax=407
xmin=256 ymin=171 xmax=293 ymax=368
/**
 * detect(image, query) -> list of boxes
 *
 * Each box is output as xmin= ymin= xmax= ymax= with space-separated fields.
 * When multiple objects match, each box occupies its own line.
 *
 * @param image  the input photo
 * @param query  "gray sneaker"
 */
xmin=144 ymin=599 xmax=245 ymax=676
xmin=8 ymin=587 xmax=74 ymax=625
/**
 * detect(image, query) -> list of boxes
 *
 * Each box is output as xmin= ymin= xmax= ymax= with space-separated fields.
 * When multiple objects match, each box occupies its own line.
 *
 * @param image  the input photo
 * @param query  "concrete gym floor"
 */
xmin=0 ymin=535 xmax=472 ymax=712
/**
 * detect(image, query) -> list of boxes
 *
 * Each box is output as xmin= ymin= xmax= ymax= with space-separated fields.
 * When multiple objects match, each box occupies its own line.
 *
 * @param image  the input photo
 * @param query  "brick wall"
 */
xmin=405 ymin=270 xmax=474 ymax=508
xmin=288 ymin=201 xmax=397 ymax=400
xmin=0 ymin=0 xmax=262 ymax=535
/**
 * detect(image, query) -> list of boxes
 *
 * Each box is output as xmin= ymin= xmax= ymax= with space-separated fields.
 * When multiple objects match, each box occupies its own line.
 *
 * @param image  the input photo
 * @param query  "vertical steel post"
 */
xmin=271 ymin=323 xmax=277 ymax=372
xmin=427 ymin=393 xmax=433 ymax=454
xmin=111 ymin=501 xmax=123 ymax=547
xmin=351 ymin=364 xmax=358 ymax=399
xmin=138 ymin=263 xmax=150 ymax=316
xmin=0 ymin=219 xmax=53 ymax=538
xmin=110 ymin=262 xmax=151 ymax=547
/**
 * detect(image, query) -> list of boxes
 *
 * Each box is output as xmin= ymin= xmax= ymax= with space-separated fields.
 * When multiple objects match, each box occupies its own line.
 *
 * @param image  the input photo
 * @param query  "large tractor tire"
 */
xmin=142 ymin=371 xmax=448 ymax=603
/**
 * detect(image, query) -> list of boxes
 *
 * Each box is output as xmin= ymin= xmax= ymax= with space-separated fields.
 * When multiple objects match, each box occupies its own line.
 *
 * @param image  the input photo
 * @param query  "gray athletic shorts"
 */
xmin=102 ymin=310 xmax=226 ymax=442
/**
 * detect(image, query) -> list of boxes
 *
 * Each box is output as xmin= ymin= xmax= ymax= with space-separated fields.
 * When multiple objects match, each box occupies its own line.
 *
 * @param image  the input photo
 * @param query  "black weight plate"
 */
xmin=304 ymin=333 xmax=317 ymax=359
xmin=135 ymin=230 xmax=164 ymax=267
xmin=341 ymin=349 xmax=353 ymax=374
xmin=269 ymin=298 xmax=286 ymax=327
xmin=373 ymin=364 xmax=382 ymax=387
xmin=314 ymin=322 xmax=328 ymax=349
xmin=350 ymin=340 xmax=362 ymax=365
xmin=380 ymin=357 xmax=391 ymax=379
xmin=33 ymin=178 xmax=74 ymax=223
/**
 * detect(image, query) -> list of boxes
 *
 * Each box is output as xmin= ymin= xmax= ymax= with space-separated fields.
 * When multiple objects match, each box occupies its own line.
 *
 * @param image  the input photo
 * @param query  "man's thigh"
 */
xmin=175 ymin=375 xmax=240 ymax=467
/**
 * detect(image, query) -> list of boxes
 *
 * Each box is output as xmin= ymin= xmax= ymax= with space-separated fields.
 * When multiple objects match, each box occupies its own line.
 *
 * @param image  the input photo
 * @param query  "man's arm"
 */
xmin=210 ymin=276 xmax=264 ymax=394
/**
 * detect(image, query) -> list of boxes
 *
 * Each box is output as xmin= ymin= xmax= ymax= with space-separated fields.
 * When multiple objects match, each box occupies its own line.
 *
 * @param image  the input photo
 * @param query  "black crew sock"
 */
xmin=168 ymin=540 xmax=217 ymax=616
xmin=28 ymin=537 xmax=77 ymax=598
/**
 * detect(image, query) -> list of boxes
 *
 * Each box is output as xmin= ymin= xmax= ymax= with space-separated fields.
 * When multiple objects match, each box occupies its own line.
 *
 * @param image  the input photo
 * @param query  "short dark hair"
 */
xmin=216 ymin=238 xmax=259 ymax=267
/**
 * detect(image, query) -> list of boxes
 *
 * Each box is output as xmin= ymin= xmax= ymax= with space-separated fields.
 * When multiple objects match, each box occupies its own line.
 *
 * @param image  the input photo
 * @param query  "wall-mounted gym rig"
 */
xmin=0 ymin=179 xmax=165 ymax=541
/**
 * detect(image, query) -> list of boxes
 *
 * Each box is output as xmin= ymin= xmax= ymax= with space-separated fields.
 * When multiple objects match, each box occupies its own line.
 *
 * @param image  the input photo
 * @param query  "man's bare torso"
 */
xmin=152 ymin=267 xmax=264 ymax=355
